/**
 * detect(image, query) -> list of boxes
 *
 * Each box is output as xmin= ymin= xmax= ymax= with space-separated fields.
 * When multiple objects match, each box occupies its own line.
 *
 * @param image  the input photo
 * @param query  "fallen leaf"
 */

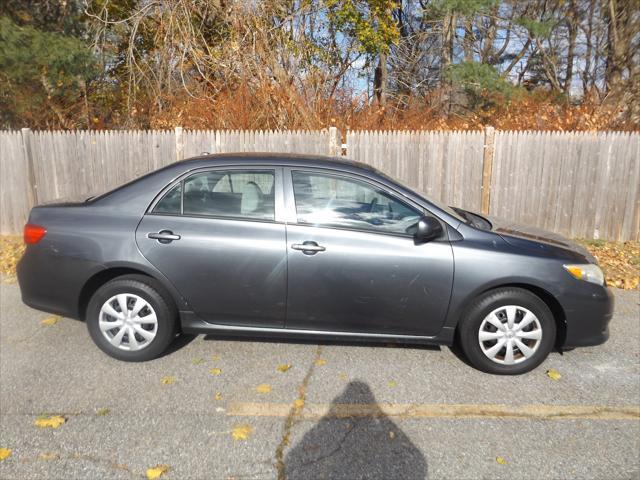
xmin=214 ymin=392 xmax=222 ymax=401
xmin=387 ymin=380 xmax=397 ymax=388
xmin=96 ymin=408 xmax=110 ymax=416
xmin=0 ymin=448 xmax=11 ymax=461
xmin=0 ymin=236 xmax=25 ymax=276
xmin=146 ymin=464 xmax=170 ymax=479
xmin=38 ymin=452 xmax=59 ymax=461
xmin=210 ymin=368 xmax=222 ymax=376
xmin=293 ymin=399 xmax=305 ymax=409
xmin=40 ymin=316 xmax=60 ymax=326
xmin=231 ymin=424 xmax=253 ymax=441
xmin=314 ymin=358 xmax=327 ymax=366
xmin=496 ymin=456 xmax=507 ymax=465
xmin=34 ymin=415 xmax=65 ymax=429
xmin=576 ymin=240 xmax=640 ymax=290
xmin=160 ymin=376 xmax=175 ymax=385
xmin=256 ymin=384 xmax=272 ymax=394
xmin=339 ymin=373 xmax=348 ymax=381
xmin=191 ymin=358 xmax=204 ymax=365
xmin=546 ymin=369 xmax=562 ymax=381
xmin=276 ymin=364 xmax=291 ymax=373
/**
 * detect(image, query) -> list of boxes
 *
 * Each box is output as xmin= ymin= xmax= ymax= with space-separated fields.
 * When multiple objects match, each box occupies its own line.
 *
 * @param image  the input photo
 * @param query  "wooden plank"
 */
xmin=481 ymin=126 xmax=495 ymax=215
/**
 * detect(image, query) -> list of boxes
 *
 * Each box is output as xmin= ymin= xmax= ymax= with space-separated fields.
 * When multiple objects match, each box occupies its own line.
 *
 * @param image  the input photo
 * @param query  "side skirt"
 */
xmin=180 ymin=312 xmax=455 ymax=346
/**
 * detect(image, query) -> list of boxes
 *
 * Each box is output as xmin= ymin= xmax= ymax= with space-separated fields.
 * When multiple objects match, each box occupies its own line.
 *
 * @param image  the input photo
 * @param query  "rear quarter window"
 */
xmin=152 ymin=183 xmax=182 ymax=214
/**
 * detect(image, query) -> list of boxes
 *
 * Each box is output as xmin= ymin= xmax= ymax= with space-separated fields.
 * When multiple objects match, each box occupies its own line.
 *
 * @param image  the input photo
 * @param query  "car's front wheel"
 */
xmin=458 ymin=287 xmax=556 ymax=374
xmin=86 ymin=275 xmax=177 ymax=361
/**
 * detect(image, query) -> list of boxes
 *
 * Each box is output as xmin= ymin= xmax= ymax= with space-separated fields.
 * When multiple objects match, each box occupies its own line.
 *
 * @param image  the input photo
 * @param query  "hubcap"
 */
xmin=99 ymin=294 xmax=158 ymax=351
xmin=478 ymin=305 xmax=542 ymax=365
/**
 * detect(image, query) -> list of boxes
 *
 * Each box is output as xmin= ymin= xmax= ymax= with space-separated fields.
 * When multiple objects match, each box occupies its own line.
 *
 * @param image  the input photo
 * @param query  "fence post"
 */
xmin=481 ymin=126 xmax=495 ymax=215
xmin=175 ymin=126 xmax=184 ymax=161
xmin=343 ymin=129 xmax=349 ymax=157
xmin=20 ymin=127 xmax=38 ymax=207
xmin=328 ymin=126 xmax=340 ymax=156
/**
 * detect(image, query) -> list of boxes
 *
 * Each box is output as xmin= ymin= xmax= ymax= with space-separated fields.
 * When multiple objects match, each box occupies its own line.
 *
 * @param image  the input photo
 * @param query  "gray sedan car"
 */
xmin=17 ymin=154 xmax=613 ymax=374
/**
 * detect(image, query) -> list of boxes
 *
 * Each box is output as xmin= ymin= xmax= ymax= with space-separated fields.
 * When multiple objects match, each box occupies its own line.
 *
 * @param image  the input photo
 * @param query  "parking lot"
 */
xmin=0 ymin=276 xmax=638 ymax=480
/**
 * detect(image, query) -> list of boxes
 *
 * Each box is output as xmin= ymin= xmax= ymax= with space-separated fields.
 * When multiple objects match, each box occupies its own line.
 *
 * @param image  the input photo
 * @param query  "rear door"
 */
xmin=284 ymin=168 xmax=454 ymax=336
xmin=136 ymin=167 xmax=287 ymax=328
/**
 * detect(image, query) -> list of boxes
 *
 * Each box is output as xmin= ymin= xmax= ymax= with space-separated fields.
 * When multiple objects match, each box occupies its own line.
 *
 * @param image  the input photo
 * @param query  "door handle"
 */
xmin=147 ymin=230 xmax=181 ymax=244
xmin=291 ymin=241 xmax=326 ymax=255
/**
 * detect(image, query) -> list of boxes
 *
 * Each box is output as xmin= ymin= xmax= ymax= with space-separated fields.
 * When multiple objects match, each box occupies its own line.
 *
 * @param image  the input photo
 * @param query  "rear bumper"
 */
xmin=561 ymin=285 xmax=614 ymax=348
xmin=17 ymin=245 xmax=104 ymax=319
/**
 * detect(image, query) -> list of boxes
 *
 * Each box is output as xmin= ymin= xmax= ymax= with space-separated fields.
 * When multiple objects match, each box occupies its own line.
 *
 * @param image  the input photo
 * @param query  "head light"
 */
xmin=563 ymin=264 xmax=605 ymax=286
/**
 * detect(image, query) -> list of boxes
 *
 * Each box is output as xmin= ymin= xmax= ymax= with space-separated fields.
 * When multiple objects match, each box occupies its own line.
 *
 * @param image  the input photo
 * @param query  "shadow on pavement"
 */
xmin=285 ymin=381 xmax=428 ymax=480
xmin=161 ymin=333 xmax=197 ymax=357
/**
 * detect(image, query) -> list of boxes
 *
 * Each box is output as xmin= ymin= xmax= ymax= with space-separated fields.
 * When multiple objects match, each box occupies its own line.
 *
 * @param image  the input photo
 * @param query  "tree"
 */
xmin=327 ymin=0 xmax=400 ymax=105
xmin=0 ymin=16 xmax=96 ymax=128
xmin=0 ymin=0 xmax=637 ymax=130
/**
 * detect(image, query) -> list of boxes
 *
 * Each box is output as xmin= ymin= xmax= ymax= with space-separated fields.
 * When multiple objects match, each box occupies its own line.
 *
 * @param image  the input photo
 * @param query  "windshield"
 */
xmin=374 ymin=169 xmax=468 ymax=224
xmin=412 ymin=188 xmax=469 ymax=224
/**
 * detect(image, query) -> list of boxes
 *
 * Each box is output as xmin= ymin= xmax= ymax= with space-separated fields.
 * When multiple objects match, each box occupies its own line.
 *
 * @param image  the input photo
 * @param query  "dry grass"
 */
xmin=147 ymin=86 xmax=638 ymax=132
xmin=0 ymin=236 xmax=24 ymax=277
xmin=0 ymin=235 xmax=637 ymax=289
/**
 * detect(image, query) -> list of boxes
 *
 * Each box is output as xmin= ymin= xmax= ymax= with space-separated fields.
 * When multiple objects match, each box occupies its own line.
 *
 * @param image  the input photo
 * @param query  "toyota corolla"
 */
xmin=17 ymin=154 xmax=613 ymax=374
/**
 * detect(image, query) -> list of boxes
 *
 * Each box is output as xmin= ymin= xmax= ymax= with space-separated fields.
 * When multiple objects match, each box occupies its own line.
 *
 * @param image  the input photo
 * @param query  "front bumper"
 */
xmin=561 ymin=284 xmax=614 ymax=348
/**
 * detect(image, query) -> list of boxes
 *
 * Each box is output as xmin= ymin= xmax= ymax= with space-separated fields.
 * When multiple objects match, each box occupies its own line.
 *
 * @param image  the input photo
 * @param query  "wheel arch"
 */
xmin=78 ymin=264 xmax=185 ymax=321
xmin=455 ymin=282 xmax=567 ymax=349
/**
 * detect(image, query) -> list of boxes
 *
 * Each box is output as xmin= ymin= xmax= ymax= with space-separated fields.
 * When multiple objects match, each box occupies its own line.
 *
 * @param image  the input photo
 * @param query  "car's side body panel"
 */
xmin=443 ymin=225 xmax=613 ymax=347
xmin=278 ymin=164 xmax=455 ymax=336
xmin=134 ymin=166 xmax=289 ymax=328
xmin=18 ymin=204 xmax=190 ymax=319
xmin=136 ymin=215 xmax=287 ymax=328
xmin=285 ymin=223 xmax=454 ymax=336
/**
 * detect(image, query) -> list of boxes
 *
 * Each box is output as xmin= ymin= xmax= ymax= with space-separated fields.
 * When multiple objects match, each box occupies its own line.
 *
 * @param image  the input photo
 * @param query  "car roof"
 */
xmin=176 ymin=152 xmax=379 ymax=175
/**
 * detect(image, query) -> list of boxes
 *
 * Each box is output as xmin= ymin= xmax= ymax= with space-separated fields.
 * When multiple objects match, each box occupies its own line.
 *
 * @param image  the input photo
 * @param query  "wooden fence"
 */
xmin=0 ymin=128 xmax=638 ymax=241
xmin=345 ymin=129 xmax=639 ymax=241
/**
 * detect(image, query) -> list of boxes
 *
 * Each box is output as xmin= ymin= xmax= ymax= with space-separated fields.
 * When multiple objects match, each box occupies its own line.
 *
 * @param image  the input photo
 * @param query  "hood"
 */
xmin=486 ymin=216 xmax=596 ymax=264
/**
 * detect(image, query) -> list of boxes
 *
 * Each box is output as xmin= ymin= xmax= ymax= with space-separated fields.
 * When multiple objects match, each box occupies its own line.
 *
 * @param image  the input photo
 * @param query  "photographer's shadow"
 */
xmin=285 ymin=381 xmax=427 ymax=480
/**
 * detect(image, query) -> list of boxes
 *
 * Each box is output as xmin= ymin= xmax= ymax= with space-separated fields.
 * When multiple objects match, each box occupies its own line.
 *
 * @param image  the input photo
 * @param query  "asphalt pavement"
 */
xmin=0 ymin=276 xmax=638 ymax=480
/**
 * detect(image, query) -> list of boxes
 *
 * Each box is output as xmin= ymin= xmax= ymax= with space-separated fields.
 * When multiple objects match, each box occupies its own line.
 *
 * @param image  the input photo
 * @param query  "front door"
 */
xmin=136 ymin=168 xmax=287 ymax=328
xmin=285 ymin=170 xmax=454 ymax=336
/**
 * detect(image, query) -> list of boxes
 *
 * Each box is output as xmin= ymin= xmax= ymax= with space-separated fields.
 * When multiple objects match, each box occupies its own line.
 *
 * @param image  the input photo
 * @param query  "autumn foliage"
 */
xmin=1 ymin=1 xmax=638 ymax=132
xmin=148 ymin=86 xmax=636 ymax=132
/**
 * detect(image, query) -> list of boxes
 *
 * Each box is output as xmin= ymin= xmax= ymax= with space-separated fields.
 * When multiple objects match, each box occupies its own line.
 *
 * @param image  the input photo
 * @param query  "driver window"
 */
xmin=291 ymin=171 xmax=421 ymax=234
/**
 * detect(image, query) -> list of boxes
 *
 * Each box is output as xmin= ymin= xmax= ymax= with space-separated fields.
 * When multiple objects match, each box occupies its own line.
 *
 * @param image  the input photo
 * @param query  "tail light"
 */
xmin=24 ymin=224 xmax=47 ymax=244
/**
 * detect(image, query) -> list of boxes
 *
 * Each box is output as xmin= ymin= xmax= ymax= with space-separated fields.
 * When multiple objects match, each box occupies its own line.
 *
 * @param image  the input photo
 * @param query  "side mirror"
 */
xmin=414 ymin=216 xmax=443 ymax=243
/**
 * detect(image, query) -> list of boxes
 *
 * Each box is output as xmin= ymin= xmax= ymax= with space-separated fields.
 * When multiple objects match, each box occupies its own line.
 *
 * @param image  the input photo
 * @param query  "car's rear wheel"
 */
xmin=86 ymin=275 xmax=177 ymax=361
xmin=458 ymin=287 xmax=556 ymax=375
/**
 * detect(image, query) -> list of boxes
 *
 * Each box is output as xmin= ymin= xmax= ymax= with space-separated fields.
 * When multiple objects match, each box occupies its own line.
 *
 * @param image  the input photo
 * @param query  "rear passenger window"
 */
xmin=182 ymin=170 xmax=275 ymax=220
xmin=153 ymin=183 xmax=182 ymax=214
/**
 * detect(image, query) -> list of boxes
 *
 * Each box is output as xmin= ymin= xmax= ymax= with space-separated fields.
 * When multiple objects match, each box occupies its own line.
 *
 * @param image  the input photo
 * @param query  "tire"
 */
xmin=457 ymin=287 xmax=556 ymax=375
xmin=86 ymin=274 xmax=178 ymax=361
